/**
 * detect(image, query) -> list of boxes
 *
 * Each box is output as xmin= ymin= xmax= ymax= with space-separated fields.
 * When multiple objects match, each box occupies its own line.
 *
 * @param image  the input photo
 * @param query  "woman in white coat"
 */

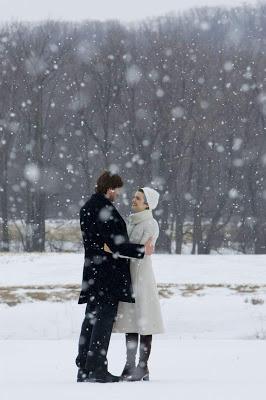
xmin=112 ymin=187 xmax=164 ymax=382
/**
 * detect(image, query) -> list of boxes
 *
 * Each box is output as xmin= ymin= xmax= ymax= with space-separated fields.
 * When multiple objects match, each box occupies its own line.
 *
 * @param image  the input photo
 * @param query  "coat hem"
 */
xmin=112 ymin=329 xmax=165 ymax=335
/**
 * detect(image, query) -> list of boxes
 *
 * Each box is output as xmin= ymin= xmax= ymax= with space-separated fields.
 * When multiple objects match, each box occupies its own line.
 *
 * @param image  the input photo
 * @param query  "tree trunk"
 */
xmin=0 ymin=150 xmax=10 ymax=251
xmin=25 ymin=88 xmax=46 ymax=252
xmin=175 ymin=209 xmax=184 ymax=254
xmin=254 ymin=222 xmax=266 ymax=254
xmin=191 ymin=205 xmax=205 ymax=254
xmin=156 ymin=201 xmax=172 ymax=253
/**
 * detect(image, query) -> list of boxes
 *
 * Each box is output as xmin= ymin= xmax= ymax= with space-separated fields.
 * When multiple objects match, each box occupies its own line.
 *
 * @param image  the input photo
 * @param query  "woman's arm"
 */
xmin=140 ymin=220 xmax=159 ymax=246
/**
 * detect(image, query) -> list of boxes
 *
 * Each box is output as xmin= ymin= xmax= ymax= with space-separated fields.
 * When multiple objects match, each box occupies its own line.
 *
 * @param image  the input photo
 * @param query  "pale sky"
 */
xmin=0 ymin=0 xmax=263 ymax=23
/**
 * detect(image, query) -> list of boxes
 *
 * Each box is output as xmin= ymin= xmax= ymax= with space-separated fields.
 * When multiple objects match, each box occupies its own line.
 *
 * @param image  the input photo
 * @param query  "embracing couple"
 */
xmin=76 ymin=171 xmax=164 ymax=383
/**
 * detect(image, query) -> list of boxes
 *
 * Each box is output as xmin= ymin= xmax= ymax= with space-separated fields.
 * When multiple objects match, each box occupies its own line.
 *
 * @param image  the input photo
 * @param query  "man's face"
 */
xmin=106 ymin=187 xmax=122 ymax=202
xmin=132 ymin=191 xmax=148 ymax=212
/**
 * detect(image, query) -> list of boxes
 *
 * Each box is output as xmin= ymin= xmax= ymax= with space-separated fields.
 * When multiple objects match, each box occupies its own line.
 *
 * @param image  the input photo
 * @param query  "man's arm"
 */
xmin=96 ymin=209 xmax=145 ymax=259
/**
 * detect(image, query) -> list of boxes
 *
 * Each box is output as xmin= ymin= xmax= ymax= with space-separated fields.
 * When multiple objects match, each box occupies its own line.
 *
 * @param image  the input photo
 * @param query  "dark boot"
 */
xmin=77 ymin=368 xmax=91 ymax=382
xmin=121 ymin=362 xmax=136 ymax=380
xmin=125 ymin=363 xmax=149 ymax=382
xmin=88 ymin=370 xmax=120 ymax=383
xmin=125 ymin=334 xmax=152 ymax=382
xmin=77 ymin=367 xmax=120 ymax=383
xmin=85 ymin=355 xmax=120 ymax=383
xmin=120 ymin=333 xmax=138 ymax=380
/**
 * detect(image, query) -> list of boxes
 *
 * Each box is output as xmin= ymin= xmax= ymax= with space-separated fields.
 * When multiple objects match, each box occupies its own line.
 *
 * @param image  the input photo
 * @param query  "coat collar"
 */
xmin=92 ymin=193 xmax=113 ymax=206
xmin=128 ymin=209 xmax=153 ymax=225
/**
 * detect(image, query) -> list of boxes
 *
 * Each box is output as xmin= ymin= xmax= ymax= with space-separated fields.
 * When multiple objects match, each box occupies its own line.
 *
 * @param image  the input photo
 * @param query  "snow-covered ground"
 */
xmin=1 ymin=253 xmax=266 ymax=285
xmin=2 ymin=339 xmax=266 ymax=400
xmin=1 ymin=253 xmax=266 ymax=399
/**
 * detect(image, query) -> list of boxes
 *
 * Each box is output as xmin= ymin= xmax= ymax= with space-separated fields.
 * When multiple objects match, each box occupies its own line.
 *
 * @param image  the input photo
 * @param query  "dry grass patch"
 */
xmin=1 ymin=283 xmax=266 ymax=306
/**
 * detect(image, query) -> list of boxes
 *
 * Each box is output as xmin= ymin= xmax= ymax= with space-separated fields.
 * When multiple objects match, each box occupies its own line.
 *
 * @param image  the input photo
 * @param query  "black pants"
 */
xmin=76 ymin=301 xmax=118 ymax=373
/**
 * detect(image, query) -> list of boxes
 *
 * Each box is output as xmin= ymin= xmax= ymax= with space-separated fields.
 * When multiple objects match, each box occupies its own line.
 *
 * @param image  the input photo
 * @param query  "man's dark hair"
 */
xmin=138 ymin=188 xmax=149 ymax=209
xmin=95 ymin=170 xmax=123 ymax=194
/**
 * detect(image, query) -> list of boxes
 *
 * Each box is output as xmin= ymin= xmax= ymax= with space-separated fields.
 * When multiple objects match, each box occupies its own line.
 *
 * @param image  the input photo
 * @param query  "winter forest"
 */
xmin=1 ymin=3 xmax=266 ymax=254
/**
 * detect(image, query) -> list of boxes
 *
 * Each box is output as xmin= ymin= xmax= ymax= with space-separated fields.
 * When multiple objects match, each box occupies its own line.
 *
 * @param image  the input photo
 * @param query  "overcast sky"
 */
xmin=0 ymin=0 xmax=263 ymax=23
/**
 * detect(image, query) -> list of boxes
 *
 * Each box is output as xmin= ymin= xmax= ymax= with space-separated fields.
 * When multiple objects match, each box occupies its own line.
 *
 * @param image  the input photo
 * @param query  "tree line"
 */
xmin=1 ymin=4 xmax=266 ymax=253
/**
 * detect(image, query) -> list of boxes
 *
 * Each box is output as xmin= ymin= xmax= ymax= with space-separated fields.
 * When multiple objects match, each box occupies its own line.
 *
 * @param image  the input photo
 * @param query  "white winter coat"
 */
xmin=112 ymin=209 xmax=164 ymax=335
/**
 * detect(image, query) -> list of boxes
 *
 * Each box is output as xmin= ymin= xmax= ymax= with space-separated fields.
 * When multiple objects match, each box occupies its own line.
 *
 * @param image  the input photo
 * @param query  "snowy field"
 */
xmin=1 ymin=253 xmax=266 ymax=399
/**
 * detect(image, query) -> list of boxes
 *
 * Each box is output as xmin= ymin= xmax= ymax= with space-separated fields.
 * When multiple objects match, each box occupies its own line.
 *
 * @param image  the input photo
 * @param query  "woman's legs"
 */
xmin=124 ymin=333 xmax=152 ymax=368
xmin=139 ymin=334 xmax=152 ymax=368
xmin=123 ymin=334 xmax=153 ymax=381
xmin=125 ymin=333 xmax=139 ymax=366
xmin=121 ymin=333 xmax=138 ymax=378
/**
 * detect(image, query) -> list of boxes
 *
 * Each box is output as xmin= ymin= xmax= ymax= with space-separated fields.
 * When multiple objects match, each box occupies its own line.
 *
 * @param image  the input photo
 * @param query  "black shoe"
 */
xmin=88 ymin=370 xmax=120 ymax=383
xmin=77 ymin=367 xmax=119 ymax=383
xmin=120 ymin=362 xmax=136 ymax=381
xmin=125 ymin=363 xmax=149 ymax=382
xmin=77 ymin=368 xmax=90 ymax=382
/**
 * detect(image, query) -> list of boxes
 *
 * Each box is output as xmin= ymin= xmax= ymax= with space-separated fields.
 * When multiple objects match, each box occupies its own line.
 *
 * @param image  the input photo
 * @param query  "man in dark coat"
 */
xmin=76 ymin=171 xmax=154 ymax=383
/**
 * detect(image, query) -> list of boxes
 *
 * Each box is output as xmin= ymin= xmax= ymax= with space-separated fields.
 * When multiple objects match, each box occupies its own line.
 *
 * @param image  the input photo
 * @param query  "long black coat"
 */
xmin=78 ymin=193 xmax=145 ymax=305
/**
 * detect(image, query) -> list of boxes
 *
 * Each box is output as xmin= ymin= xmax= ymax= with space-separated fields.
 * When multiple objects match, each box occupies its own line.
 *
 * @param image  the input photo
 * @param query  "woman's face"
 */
xmin=131 ymin=191 xmax=148 ymax=212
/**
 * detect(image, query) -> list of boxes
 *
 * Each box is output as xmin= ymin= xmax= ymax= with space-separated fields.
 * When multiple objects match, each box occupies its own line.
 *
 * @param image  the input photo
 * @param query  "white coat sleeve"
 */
xmin=140 ymin=220 xmax=159 ymax=246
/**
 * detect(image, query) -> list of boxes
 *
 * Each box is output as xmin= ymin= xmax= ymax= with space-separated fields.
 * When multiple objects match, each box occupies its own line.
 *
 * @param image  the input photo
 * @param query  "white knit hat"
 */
xmin=142 ymin=187 xmax=160 ymax=210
